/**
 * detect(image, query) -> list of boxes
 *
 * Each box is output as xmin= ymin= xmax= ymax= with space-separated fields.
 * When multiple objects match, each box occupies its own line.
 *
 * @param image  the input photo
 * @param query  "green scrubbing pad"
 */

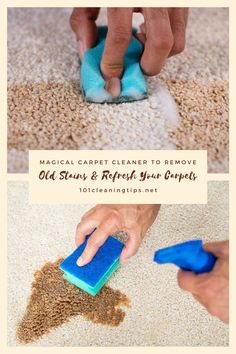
xmin=60 ymin=233 xmax=124 ymax=296
xmin=80 ymin=26 xmax=147 ymax=103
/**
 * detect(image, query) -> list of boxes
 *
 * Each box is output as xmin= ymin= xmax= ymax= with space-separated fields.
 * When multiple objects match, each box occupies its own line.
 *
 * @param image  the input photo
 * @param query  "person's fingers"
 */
xmin=192 ymin=293 xmax=209 ymax=313
xmin=81 ymin=206 xmax=97 ymax=220
xmin=140 ymin=8 xmax=174 ymax=75
xmin=70 ymin=8 xmax=100 ymax=60
xmin=76 ymin=206 xmax=111 ymax=246
xmin=140 ymin=22 xmax=146 ymax=34
xmin=77 ymin=213 xmax=119 ymax=266
xmin=203 ymin=241 xmax=229 ymax=259
xmin=119 ymin=229 xmax=142 ymax=264
xmin=183 ymin=7 xmax=189 ymax=25
xmin=136 ymin=31 xmax=146 ymax=45
xmin=75 ymin=218 xmax=99 ymax=247
xmin=220 ymin=310 xmax=229 ymax=324
xmin=105 ymin=77 xmax=121 ymax=97
xmin=136 ymin=22 xmax=146 ymax=45
xmin=168 ymin=8 xmax=188 ymax=57
xmin=177 ymin=269 xmax=204 ymax=293
xmin=193 ymin=294 xmax=229 ymax=324
xmin=101 ymin=8 xmax=133 ymax=97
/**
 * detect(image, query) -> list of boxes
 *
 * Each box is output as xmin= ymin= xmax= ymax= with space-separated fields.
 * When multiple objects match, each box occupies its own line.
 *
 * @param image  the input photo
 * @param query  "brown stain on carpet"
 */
xmin=166 ymin=80 xmax=229 ymax=170
xmin=8 ymin=81 xmax=96 ymax=150
xmin=16 ymin=258 xmax=130 ymax=344
xmin=8 ymin=79 xmax=228 ymax=172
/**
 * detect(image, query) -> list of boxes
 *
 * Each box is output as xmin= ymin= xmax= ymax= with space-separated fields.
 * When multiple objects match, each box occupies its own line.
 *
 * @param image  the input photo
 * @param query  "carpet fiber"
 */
xmin=7 ymin=8 xmax=229 ymax=173
xmin=8 ymin=181 xmax=229 ymax=346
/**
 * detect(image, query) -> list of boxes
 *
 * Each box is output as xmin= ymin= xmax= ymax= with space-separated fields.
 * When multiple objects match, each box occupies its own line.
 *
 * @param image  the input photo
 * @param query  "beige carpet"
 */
xmin=7 ymin=8 xmax=229 ymax=173
xmin=7 ymin=181 xmax=229 ymax=346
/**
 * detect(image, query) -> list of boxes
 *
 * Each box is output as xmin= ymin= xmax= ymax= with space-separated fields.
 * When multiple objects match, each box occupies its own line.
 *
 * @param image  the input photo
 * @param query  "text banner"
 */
xmin=29 ymin=150 xmax=207 ymax=204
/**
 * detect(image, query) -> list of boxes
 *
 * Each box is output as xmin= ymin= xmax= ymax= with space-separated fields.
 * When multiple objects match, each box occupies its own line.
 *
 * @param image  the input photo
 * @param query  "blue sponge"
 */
xmin=154 ymin=240 xmax=217 ymax=274
xmin=80 ymin=26 xmax=147 ymax=103
xmin=60 ymin=233 xmax=124 ymax=296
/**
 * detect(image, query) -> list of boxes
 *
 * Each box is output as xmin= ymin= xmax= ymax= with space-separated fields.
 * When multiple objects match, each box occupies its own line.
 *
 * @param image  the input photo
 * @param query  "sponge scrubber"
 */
xmin=60 ymin=234 xmax=124 ymax=296
xmin=80 ymin=26 xmax=147 ymax=103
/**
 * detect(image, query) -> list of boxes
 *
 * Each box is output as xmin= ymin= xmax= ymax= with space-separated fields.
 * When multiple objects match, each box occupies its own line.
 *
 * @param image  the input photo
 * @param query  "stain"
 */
xmin=16 ymin=258 xmax=130 ymax=344
xmin=8 ymin=81 xmax=96 ymax=150
xmin=166 ymin=79 xmax=229 ymax=171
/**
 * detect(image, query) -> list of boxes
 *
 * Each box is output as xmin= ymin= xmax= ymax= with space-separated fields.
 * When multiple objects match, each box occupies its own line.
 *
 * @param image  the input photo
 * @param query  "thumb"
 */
xmin=101 ymin=8 xmax=133 ymax=97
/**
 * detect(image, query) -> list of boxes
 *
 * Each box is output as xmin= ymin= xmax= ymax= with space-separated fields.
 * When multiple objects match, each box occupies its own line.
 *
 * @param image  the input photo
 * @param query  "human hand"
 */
xmin=70 ymin=8 xmax=188 ymax=96
xmin=177 ymin=241 xmax=229 ymax=324
xmin=75 ymin=204 xmax=160 ymax=266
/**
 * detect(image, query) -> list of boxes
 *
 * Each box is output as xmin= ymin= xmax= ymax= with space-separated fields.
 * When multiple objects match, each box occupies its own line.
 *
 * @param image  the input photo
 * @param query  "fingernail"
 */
xmin=77 ymin=256 xmax=85 ymax=267
xmin=105 ymin=77 xmax=121 ymax=97
xmin=77 ymin=40 xmax=85 ymax=60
